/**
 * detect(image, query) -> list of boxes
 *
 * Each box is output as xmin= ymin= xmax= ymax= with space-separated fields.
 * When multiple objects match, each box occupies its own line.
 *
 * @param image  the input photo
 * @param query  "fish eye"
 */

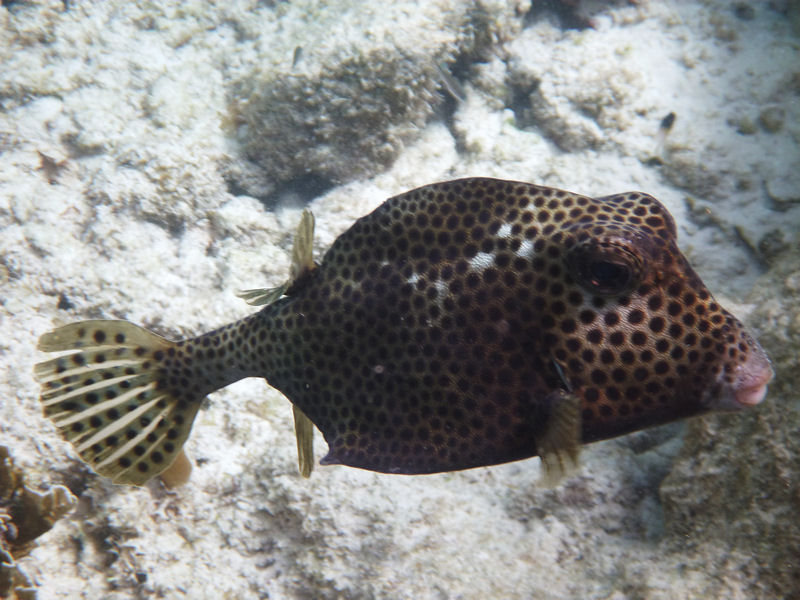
xmin=583 ymin=258 xmax=632 ymax=294
xmin=567 ymin=242 xmax=642 ymax=297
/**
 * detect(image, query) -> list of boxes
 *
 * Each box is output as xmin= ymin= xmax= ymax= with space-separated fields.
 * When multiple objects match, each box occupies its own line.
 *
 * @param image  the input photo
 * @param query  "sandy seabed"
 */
xmin=1 ymin=1 xmax=799 ymax=598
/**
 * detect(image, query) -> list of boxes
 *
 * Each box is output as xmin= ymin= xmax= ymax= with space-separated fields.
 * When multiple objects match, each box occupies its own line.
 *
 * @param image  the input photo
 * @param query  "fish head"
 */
xmin=537 ymin=189 xmax=773 ymax=440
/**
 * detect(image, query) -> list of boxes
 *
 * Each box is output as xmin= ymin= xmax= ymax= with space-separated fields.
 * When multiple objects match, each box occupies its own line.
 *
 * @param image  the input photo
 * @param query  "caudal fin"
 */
xmin=34 ymin=320 xmax=201 ymax=486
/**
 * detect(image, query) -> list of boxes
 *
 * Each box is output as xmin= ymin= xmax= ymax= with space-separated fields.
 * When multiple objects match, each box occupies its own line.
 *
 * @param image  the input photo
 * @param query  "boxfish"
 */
xmin=34 ymin=178 xmax=773 ymax=486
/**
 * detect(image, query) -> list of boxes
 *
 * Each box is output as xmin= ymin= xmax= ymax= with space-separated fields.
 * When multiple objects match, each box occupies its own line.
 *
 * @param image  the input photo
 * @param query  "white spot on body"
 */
xmin=469 ymin=251 xmax=495 ymax=272
xmin=406 ymin=272 xmax=420 ymax=286
xmin=497 ymin=223 xmax=513 ymax=238
xmin=420 ymin=278 xmax=450 ymax=314
xmin=516 ymin=240 xmax=535 ymax=260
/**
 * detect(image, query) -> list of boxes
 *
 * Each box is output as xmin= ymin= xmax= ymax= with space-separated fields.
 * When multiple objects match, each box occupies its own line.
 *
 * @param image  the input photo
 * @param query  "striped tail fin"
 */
xmin=34 ymin=320 xmax=201 ymax=486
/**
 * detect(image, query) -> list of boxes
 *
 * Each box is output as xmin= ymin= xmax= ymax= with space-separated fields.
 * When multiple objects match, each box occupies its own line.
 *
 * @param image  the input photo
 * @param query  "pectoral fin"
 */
xmin=537 ymin=389 xmax=581 ymax=487
xmin=236 ymin=284 xmax=289 ymax=307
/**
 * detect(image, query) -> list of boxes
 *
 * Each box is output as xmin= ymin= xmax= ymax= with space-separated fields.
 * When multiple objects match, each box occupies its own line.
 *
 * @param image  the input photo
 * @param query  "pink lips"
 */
xmin=733 ymin=350 xmax=774 ymax=407
xmin=735 ymin=377 xmax=771 ymax=406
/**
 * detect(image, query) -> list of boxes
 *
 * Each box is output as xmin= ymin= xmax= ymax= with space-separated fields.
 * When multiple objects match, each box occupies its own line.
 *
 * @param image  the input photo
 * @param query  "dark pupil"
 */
xmin=588 ymin=260 xmax=630 ymax=291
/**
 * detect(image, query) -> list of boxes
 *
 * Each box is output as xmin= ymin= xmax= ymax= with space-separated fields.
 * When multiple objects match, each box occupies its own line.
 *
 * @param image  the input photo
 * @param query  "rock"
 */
xmin=758 ymin=105 xmax=785 ymax=133
xmin=731 ymin=115 xmax=758 ymax=135
xmin=0 ymin=447 xmax=76 ymax=600
xmin=660 ymin=247 xmax=800 ymax=598
xmin=766 ymin=176 xmax=800 ymax=210
xmin=505 ymin=22 xmax=644 ymax=152
xmin=733 ymin=2 xmax=756 ymax=20
xmin=231 ymin=0 xmax=527 ymax=193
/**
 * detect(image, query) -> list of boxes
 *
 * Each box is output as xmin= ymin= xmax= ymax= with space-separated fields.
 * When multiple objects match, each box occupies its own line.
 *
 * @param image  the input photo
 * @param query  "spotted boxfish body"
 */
xmin=35 ymin=178 xmax=773 ymax=485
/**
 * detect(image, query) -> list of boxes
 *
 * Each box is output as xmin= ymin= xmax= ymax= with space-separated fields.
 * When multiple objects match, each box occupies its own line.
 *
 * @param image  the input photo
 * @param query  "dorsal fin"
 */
xmin=290 ymin=209 xmax=316 ymax=280
xmin=236 ymin=210 xmax=316 ymax=307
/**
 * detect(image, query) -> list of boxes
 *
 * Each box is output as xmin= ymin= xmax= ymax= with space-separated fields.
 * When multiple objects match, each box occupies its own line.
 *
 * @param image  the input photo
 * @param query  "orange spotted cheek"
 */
xmin=553 ymin=273 xmax=749 ymax=442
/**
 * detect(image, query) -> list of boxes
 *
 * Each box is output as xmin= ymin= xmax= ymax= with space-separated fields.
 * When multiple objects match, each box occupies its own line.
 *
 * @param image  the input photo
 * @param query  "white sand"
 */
xmin=1 ymin=1 xmax=797 ymax=598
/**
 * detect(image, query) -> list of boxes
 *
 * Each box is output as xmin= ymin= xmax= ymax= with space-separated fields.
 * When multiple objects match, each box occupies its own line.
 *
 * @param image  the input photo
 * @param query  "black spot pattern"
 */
xmin=38 ymin=178 xmax=767 ymax=483
xmin=227 ymin=178 xmax=765 ymax=473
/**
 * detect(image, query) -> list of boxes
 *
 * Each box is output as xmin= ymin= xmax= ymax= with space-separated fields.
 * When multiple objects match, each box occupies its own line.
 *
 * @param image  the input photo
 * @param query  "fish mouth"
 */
xmin=732 ymin=357 xmax=774 ymax=407
xmin=726 ymin=346 xmax=774 ymax=410
xmin=708 ymin=343 xmax=774 ymax=412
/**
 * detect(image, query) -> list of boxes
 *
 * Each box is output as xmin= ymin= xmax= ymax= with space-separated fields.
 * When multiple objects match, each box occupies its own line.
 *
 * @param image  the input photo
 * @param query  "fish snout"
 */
xmin=732 ymin=346 xmax=774 ymax=407
xmin=710 ymin=340 xmax=774 ymax=411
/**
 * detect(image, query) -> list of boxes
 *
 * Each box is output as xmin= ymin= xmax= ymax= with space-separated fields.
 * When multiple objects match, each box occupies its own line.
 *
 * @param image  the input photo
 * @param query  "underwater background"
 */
xmin=1 ymin=0 xmax=799 ymax=598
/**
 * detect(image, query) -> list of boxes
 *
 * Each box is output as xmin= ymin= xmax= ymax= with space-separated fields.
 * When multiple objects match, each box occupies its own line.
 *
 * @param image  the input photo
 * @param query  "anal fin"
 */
xmin=537 ymin=390 xmax=582 ymax=487
xmin=292 ymin=406 xmax=315 ymax=478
